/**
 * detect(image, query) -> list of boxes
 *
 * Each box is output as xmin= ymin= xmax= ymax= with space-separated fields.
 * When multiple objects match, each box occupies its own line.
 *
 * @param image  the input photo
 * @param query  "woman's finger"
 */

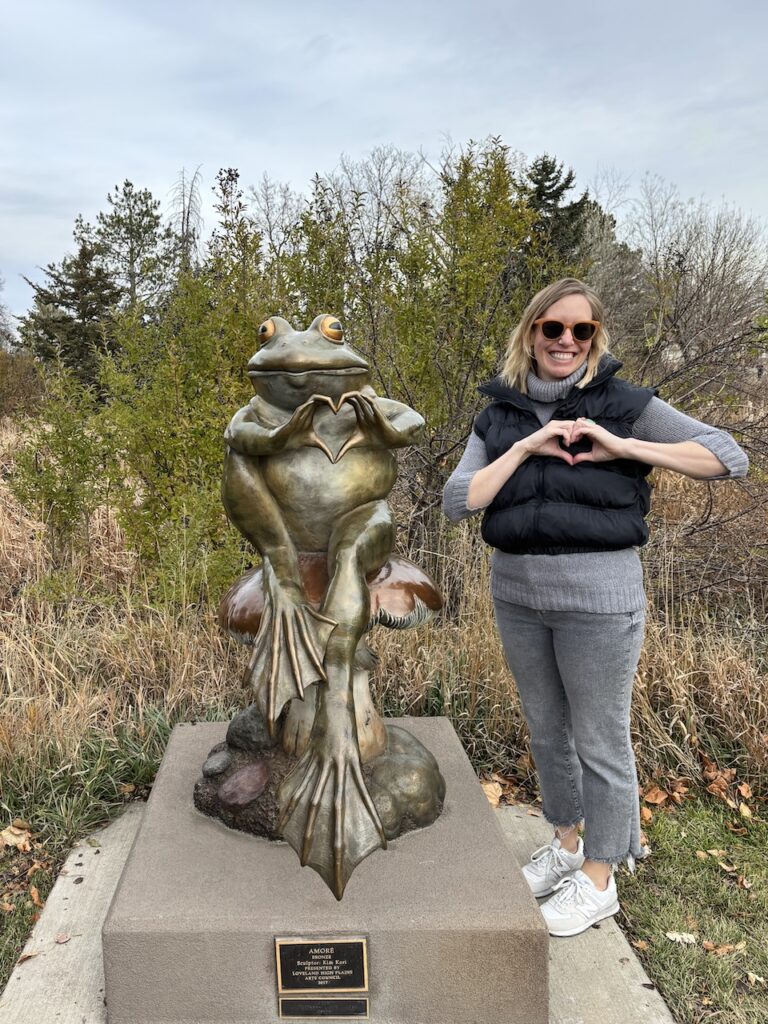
xmin=572 ymin=451 xmax=595 ymax=464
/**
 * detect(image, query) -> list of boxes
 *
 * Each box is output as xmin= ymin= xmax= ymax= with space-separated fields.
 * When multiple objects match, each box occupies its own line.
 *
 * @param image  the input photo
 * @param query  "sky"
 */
xmin=1 ymin=0 xmax=767 ymax=319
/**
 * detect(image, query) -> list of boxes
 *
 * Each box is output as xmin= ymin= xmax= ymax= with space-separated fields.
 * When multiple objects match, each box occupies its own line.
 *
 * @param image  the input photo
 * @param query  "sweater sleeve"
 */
xmin=632 ymin=397 xmax=749 ymax=479
xmin=441 ymin=430 xmax=492 ymax=523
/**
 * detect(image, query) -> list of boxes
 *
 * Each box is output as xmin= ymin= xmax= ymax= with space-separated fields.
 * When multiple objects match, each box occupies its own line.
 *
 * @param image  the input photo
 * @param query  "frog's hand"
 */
xmin=245 ymin=600 xmax=337 ymax=734
xmin=277 ymin=708 xmax=386 ymax=900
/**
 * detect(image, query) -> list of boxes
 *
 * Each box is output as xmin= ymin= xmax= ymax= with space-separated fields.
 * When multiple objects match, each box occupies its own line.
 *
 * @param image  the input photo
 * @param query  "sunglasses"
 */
xmin=533 ymin=319 xmax=600 ymax=342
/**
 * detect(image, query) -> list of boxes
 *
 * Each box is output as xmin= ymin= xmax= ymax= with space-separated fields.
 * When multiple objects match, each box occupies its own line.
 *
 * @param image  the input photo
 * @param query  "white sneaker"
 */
xmin=540 ymin=869 xmax=620 ymax=937
xmin=521 ymin=837 xmax=585 ymax=898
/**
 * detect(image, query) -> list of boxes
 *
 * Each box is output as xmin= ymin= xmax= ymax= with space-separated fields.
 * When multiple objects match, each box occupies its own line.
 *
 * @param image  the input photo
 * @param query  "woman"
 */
xmin=442 ymin=278 xmax=748 ymax=937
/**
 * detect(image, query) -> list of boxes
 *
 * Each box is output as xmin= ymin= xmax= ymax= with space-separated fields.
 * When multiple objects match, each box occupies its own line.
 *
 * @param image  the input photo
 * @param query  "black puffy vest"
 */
xmin=473 ymin=358 xmax=657 ymax=554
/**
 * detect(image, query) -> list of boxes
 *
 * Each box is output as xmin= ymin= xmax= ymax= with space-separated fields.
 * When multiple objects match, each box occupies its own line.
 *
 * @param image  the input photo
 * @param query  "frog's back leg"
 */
xmin=278 ymin=500 xmax=394 ymax=898
xmin=223 ymin=450 xmax=337 ymax=730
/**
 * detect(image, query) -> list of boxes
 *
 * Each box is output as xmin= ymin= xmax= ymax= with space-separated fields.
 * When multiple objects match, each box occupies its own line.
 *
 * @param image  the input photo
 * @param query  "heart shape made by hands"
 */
xmin=314 ymin=392 xmax=362 ymax=415
xmin=309 ymin=392 xmax=371 ymax=463
xmin=558 ymin=434 xmax=593 ymax=457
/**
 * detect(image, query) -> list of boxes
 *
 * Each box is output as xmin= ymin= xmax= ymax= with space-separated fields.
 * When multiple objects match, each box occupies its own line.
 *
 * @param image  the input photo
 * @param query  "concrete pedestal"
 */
xmin=103 ymin=718 xmax=548 ymax=1024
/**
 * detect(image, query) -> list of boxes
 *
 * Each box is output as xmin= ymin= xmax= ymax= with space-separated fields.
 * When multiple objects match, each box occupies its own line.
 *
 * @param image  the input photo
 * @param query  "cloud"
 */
xmin=2 ymin=0 xmax=766 ymax=315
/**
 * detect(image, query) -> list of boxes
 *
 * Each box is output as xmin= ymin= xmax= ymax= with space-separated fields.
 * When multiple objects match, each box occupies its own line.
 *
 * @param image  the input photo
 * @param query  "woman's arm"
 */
xmin=443 ymin=420 xmax=577 ymax=519
xmin=631 ymin=397 xmax=749 ymax=479
xmin=622 ymin=439 xmax=727 ymax=479
xmin=442 ymin=432 xmax=492 ymax=522
xmin=569 ymin=397 xmax=749 ymax=479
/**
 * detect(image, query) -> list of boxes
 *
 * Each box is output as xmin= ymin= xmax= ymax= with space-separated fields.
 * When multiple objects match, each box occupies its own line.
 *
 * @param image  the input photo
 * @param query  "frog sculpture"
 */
xmin=209 ymin=314 xmax=445 ymax=899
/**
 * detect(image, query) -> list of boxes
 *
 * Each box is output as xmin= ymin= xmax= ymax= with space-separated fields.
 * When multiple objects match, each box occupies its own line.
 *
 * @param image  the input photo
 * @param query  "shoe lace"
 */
xmin=550 ymin=873 xmax=593 ymax=909
xmin=529 ymin=842 xmax=577 ymax=877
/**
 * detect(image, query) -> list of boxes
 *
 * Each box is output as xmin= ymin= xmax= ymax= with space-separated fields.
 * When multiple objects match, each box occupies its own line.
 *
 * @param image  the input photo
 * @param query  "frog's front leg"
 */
xmin=222 ymin=450 xmax=337 ymax=732
xmin=333 ymin=393 xmax=424 ymax=462
xmin=277 ymin=499 xmax=394 ymax=898
xmin=225 ymin=395 xmax=335 ymax=461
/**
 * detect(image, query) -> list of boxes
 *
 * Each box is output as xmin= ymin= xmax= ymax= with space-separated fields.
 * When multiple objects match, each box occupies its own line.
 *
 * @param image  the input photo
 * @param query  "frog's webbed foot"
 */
xmin=277 ymin=703 xmax=386 ymax=899
xmin=245 ymin=593 xmax=337 ymax=734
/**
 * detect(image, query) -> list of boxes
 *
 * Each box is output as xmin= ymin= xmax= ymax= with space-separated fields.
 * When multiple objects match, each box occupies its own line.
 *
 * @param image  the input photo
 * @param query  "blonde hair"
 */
xmin=500 ymin=278 xmax=611 ymax=393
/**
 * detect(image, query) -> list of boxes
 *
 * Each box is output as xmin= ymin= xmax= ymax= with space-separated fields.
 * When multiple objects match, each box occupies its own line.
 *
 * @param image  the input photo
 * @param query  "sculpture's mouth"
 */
xmin=247 ymin=366 xmax=365 ymax=378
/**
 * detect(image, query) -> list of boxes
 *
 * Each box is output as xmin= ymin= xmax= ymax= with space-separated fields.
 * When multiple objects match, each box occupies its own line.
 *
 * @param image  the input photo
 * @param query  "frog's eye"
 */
xmin=319 ymin=315 xmax=344 ymax=343
xmin=258 ymin=319 xmax=276 ymax=341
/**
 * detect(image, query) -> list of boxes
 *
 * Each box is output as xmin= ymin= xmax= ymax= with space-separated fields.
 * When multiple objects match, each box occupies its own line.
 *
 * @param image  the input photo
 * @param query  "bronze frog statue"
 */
xmin=219 ymin=314 xmax=442 ymax=898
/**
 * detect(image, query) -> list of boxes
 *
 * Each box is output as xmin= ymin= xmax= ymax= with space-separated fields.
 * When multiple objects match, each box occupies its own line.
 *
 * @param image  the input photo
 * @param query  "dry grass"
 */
xmin=1 ymin=414 xmax=766 ymax=830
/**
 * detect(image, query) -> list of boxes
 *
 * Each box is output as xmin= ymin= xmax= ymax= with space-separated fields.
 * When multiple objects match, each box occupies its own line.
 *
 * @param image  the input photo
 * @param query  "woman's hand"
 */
xmin=568 ymin=418 xmax=630 ymax=464
xmin=519 ymin=420 xmax=578 ymax=465
xmin=466 ymin=419 xmax=575 ymax=508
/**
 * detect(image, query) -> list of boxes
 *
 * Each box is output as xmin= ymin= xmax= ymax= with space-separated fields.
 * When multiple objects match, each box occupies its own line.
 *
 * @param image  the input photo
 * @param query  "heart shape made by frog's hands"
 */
xmin=306 ymin=392 xmax=369 ymax=463
xmin=312 ymin=390 xmax=370 ymax=415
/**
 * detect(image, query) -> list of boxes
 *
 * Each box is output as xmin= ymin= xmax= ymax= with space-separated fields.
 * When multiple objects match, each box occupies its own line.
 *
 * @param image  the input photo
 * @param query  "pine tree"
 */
xmin=19 ymin=240 xmax=122 ymax=385
xmin=76 ymin=180 xmax=175 ymax=309
xmin=519 ymin=154 xmax=591 ymax=275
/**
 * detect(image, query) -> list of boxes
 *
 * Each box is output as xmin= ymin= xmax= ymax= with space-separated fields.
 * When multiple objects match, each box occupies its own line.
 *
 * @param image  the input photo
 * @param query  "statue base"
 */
xmin=102 ymin=719 xmax=548 ymax=1024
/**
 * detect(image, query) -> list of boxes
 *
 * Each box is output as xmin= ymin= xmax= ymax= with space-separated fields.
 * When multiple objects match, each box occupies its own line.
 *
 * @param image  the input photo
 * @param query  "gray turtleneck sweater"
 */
xmin=442 ymin=363 xmax=749 ymax=613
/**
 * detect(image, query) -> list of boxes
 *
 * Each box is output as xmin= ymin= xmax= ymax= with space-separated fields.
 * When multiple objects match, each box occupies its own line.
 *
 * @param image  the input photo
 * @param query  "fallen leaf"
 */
xmin=480 ymin=780 xmax=502 ymax=807
xmin=702 ymin=757 xmax=736 ymax=785
xmin=0 ymin=826 xmax=32 ymax=853
xmin=666 ymin=931 xmax=697 ymax=944
xmin=17 ymin=951 xmax=39 ymax=964
xmin=737 ymin=782 xmax=753 ymax=799
xmin=706 ymin=849 xmax=728 ymax=858
xmin=717 ymin=861 xmax=738 ymax=873
xmin=669 ymin=777 xmax=691 ymax=792
xmin=695 ymin=850 xmax=709 ymax=861
xmin=727 ymin=821 xmax=748 ymax=836
xmin=12 ymin=819 xmax=31 ymax=831
xmin=0 ymin=902 xmax=15 ymax=913
xmin=85 ymin=838 xmax=101 ymax=849
xmin=631 ymin=939 xmax=649 ymax=950
xmin=737 ymin=875 xmax=752 ymax=890
xmin=747 ymin=972 xmax=766 ymax=988
xmin=739 ymin=803 xmax=753 ymax=820
xmin=526 ymin=807 xmax=542 ymax=817
xmin=643 ymin=785 xmax=669 ymax=805
xmin=704 ymin=941 xmax=734 ymax=955
xmin=29 ymin=886 xmax=43 ymax=908
xmin=640 ymin=807 xmax=653 ymax=824
xmin=26 ymin=860 xmax=48 ymax=879
xmin=667 ymin=778 xmax=690 ymax=805
xmin=54 ymin=933 xmax=70 ymax=945
xmin=701 ymin=996 xmax=713 ymax=1006
xmin=118 ymin=783 xmax=135 ymax=796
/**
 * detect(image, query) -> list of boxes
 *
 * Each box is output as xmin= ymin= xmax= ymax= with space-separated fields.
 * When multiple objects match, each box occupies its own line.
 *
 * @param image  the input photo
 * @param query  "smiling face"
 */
xmin=531 ymin=294 xmax=595 ymax=382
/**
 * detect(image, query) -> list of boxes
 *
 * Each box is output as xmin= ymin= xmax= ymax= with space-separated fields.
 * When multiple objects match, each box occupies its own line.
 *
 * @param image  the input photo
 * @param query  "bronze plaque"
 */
xmin=279 ymin=997 xmax=369 ymax=1019
xmin=275 ymin=937 xmax=368 ymax=994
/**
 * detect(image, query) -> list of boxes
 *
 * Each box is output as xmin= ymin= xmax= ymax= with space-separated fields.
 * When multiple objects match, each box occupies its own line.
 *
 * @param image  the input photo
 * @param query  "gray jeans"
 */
xmin=492 ymin=599 xmax=646 ymax=867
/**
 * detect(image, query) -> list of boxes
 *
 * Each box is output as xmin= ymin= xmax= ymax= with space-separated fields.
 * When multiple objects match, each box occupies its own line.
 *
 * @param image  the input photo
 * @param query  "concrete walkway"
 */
xmin=0 ymin=801 xmax=675 ymax=1024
